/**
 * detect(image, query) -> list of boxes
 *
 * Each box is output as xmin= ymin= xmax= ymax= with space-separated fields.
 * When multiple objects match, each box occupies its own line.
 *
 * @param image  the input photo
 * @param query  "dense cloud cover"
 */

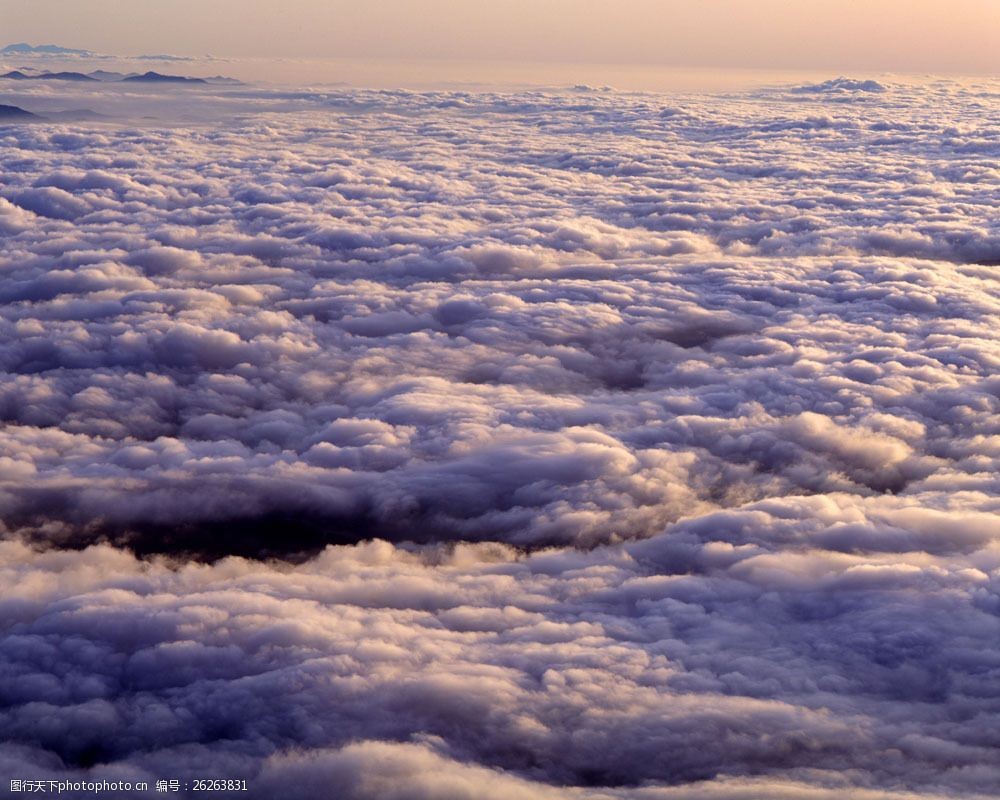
xmin=0 ymin=78 xmax=998 ymax=798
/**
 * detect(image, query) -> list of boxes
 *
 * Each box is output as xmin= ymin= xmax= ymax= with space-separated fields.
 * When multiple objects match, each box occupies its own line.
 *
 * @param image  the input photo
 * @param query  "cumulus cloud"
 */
xmin=791 ymin=78 xmax=888 ymax=94
xmin=0 ymin=77 xmax=997 ymax=797
xmin=2 ymin=519 xmax=1000 ymax=798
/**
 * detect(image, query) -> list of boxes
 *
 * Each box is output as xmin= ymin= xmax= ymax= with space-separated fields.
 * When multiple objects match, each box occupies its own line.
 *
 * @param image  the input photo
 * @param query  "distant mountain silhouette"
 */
xmin=45 ymin=108 xmax=109 ymax=122
xmin=0 ymin=104 xmax=39 ymax=120
xmin=40 ymin=71 xmax=98 ymax=81
xmin=122 ymin=71 xmax=240 ymax=85
xmin=122 ymin=71 xmax=207 ymax=84
xmin=2 ymin=70 xmax=97 ymax=82
xmin=1 ymin=66 xmax=239 ymax=86
xmin=15 ymin=71 xmax=96 ymax=82
xmin=1 ymin=43 xmax=93 ymax=56
xmin=88 ymin=71 xmax=135 ymax=82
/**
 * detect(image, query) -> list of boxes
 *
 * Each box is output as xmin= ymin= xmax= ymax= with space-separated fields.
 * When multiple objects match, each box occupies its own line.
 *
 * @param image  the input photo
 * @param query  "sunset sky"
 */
xmin=2 ymin=0 xmax=998 ymax=74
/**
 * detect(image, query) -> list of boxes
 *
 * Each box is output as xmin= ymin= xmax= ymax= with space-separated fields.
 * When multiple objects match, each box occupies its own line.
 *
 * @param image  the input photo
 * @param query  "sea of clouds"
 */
xmin=0 ymin=76 xmax=998 ymax=798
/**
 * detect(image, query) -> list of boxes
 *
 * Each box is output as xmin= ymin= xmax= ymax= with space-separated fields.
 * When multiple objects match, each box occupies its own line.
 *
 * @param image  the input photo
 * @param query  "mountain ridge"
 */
xmin=1 ymin=68 xmax=238 ymax=85
xmin=0 ymin=103 xmax=40 ymax=120
xmin=1 ymin=42 xmax=94 ymax=56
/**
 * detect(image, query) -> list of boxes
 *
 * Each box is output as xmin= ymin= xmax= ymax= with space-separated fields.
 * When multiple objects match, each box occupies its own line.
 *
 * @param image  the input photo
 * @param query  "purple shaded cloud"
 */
xmin=0 ymin=77 xmax=997 ymax=797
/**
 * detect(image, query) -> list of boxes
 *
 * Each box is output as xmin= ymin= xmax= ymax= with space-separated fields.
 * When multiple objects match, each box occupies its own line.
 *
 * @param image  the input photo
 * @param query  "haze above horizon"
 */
xmin=1 ymin=0 xmax=998 ymax=77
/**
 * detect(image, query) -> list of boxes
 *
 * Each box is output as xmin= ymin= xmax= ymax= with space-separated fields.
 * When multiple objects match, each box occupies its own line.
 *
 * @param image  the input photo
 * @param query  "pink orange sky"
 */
xmin=1 ymin=0 xmax=998 ymax=75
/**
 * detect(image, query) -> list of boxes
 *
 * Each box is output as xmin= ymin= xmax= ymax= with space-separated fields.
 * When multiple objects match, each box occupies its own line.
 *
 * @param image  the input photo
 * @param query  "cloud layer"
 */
xmin=0 ymin=78 xmax=997 ymax=797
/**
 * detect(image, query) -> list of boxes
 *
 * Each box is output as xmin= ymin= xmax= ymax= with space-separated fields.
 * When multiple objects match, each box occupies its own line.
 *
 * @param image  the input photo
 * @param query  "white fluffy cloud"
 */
xmin=0 ymin=77 xmax=997 ymax=798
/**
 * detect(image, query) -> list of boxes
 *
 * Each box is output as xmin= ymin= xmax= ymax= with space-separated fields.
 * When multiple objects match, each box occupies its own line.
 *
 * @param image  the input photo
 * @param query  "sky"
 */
xmin=1 ymin=0 xmax=998 ymax=75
